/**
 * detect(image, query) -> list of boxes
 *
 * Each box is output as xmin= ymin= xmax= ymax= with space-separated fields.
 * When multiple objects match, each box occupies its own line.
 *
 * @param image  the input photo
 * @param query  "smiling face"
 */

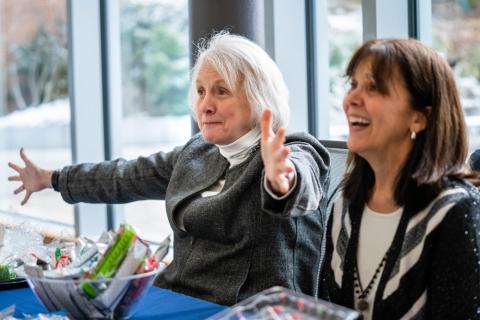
xmin=194 ymin=65 xmax=253 ymax=145
xmin=343 ymin=60 xmax=426 ymax=164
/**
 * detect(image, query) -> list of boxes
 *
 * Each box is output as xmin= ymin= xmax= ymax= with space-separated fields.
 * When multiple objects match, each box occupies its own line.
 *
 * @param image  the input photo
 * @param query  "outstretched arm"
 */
xmin=7 ymin=148 xmax=53 ymax=205
xmin=260 ymin=109 xmax=296 ymax=196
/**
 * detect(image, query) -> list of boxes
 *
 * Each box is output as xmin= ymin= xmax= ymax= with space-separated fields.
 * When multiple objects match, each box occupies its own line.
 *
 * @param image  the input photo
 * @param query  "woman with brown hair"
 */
xmin=321 ymin=38 xmax=480 ymax=319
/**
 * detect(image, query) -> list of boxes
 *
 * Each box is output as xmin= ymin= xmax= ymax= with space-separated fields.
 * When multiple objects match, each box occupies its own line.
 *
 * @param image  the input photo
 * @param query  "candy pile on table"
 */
xmin=208 ymin=287 xmax=358 ymax=320
xmin=0 ymin=223 xmax=169 ymax=319
xmin=0 ymin=223 xmax=47 ymax=281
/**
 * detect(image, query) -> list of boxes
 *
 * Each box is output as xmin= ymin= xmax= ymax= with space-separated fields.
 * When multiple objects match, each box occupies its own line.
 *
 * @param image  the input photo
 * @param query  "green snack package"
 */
xmin=81 ymin=224 xmax=136 ymax=298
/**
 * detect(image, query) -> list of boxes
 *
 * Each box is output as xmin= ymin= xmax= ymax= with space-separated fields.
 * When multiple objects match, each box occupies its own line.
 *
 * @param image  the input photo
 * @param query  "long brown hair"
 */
xmin=342 ymin=39 xmax=469 ymax=207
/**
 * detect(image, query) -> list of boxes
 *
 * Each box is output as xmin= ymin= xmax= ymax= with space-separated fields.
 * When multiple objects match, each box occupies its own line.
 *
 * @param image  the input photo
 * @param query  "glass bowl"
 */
xmin=25 ymin=268 xmax=160 ymax=320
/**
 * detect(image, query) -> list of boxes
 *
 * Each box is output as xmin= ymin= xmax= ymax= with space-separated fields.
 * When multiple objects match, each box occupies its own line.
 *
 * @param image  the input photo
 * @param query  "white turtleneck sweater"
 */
xmin=176 ymin=128 xmax=297 ymax=230
xmin=204 ymin=127 xmax=296 ymax=199
xmin=201 ymin=127 xmax=262 ymax=197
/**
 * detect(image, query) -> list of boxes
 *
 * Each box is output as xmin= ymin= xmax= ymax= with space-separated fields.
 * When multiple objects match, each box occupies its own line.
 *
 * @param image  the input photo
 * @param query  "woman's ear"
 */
xmin=412 ymin=106 xmax=431 ymax=133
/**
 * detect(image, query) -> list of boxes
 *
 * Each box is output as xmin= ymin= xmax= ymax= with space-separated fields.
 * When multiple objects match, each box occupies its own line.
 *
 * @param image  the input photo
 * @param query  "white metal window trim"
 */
xmin=101 ymin=0 xmax=125 ymax=230
xmin=67 ymin=0 xmax=108 ymax=238
xmin=362 ymin=0 xmax=410 ymax=41
xmin=267 ymin=0 xmax=309 ymax=133
xmin=314 ymin=0 xmax=329 ymax=138
xmin=416 ymin=0 xmax=432 ymax=45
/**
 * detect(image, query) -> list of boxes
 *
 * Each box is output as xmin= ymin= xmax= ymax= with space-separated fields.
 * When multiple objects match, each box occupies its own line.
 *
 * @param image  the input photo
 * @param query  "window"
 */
xmin=0 ymin=1 xmax=73 ymax=236
xmin=327 ymin=0 xmax=362 ymax=140
xmin=432 ymin=0 xmax=480 ymax=151
xmin=119 ymin=0 xmax=190 ymax=241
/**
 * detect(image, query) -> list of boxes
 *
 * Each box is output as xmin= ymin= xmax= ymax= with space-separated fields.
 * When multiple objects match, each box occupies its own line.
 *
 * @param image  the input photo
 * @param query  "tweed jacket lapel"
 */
xmin=165 ymin=143 xmax=229 ymax=231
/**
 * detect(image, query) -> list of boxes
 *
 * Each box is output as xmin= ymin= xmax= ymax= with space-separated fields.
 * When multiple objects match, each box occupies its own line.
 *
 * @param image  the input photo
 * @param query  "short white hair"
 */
xmin=189 ymin=31 xmax=290 ymax=131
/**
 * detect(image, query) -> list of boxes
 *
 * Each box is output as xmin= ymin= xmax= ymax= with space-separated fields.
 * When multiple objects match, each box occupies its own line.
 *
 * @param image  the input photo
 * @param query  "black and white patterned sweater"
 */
xmin=321 ymin=178 xmax=480 ymax=319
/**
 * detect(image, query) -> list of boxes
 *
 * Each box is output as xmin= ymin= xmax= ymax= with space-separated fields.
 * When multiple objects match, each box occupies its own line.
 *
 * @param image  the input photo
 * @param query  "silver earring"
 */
xmin=410 ymin=131 xmax=416 ymax=140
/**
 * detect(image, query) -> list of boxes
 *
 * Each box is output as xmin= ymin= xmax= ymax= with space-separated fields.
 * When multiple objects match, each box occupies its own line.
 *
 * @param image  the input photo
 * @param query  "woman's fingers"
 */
xmin=261 ymin=109 xmax=274 ymax=141
xmin=14 ymin=185 xmax=25 ymax=195
xmin=7 ymin=148 xmax=47 ymax=204
xmin=270 ymin=127 xmax=286 ymax=151
xmin=8 ymin=175 xmax=21 ymax=182
xmin=264 ymin=135 xmax=292 ymax=174
xmin=261 ymin=109 xmax=286 ymax=154
xmin=8 ymin=162 xmax=22 ymax=173
xmin=275 ymin=176 xmax=289 ymax=194
xmin=271 ymin=162 xmax=294 ymax=177
xmin=264 ymin=127 xmax=286 ymax=158
xmin=19 ymin=148 xmax=33 ymax=167
xmin=278 ymin=146 xmax=290 ymax=161
xmin=261 ymin=109 xmax=295 ymax=195
xmin=271 ymin=147 xmax=291 ymax=168
xmin=21 ymin=191 xmax=32 ymax=206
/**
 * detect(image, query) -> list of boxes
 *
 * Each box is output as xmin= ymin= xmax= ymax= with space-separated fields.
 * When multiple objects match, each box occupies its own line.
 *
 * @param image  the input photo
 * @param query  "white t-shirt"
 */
xmin=354 ymin=205 xmax=402 ymax=320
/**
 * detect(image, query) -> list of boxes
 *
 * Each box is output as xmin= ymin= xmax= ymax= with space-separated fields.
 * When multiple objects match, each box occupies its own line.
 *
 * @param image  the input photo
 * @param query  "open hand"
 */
xmin=7 ymin=148 xmax=53 ymax=205
xmin=260 ymin=109 xmax=295 ymax=195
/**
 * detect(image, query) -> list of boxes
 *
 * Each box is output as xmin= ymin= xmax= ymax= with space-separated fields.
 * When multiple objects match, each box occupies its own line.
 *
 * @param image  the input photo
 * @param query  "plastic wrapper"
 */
xmin=5 ymin=224 xmax=170 ymax=320
xmin=0 ymin=224 xmax=43 ymax=281
xmin=0 ymin=223 xmax=48 ymax=269
xmin=208 ymin=287 xmax=359 ymax=320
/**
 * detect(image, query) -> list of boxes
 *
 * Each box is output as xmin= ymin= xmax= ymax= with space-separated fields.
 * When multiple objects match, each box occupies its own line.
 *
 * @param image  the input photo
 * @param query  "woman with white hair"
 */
xmin=8 ymin=32 xmax=330 ymax=305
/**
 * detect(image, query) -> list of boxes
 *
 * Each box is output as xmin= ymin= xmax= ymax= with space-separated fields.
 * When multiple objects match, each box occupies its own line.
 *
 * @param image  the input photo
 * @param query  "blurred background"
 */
xmin=0 ymin=0 xmax=478 ymax=242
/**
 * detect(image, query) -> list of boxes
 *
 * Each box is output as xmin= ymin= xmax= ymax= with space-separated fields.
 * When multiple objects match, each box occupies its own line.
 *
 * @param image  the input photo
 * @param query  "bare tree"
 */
xmin=7 ymin=23 xmax=68 ymax=111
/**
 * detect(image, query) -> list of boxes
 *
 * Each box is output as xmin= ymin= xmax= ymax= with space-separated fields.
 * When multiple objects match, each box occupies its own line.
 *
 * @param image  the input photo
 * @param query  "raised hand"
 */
xmin=7 ymin=148 xmax=53 ymax=205
xmin=260 ymin=109 xmax=296 ymax=195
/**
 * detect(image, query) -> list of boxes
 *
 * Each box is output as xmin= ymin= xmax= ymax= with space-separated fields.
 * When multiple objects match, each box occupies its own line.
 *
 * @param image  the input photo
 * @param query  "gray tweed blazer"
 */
xmin=55 ymin=132 xmax=330 ymax=305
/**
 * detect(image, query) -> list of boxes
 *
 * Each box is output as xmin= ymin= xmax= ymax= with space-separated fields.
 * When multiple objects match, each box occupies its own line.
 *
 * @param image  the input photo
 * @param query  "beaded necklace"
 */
xmin=353 ymin=249 xmax=389 ymax=313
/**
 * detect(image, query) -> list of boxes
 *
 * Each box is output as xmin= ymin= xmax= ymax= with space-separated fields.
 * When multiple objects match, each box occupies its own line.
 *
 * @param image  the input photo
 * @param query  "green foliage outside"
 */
xmin=7 ymin=22 xmax=68 ymax=113
xmin=327 ymin=2 xmax=362 ymax=130
xmin=120 ymin=1 xmax=189 ymax=117
xmin=329 ymin=32 xmax=361 ymax=86
xmin=327 ymin=0 xmax=480 ymax=145
xmin=6 ymin=1 xmax=189 ymax=118
xmin=7 ymin=0 xmax=477 ymax=121
xmin=432 ymin=0 xmax=480 ymax=79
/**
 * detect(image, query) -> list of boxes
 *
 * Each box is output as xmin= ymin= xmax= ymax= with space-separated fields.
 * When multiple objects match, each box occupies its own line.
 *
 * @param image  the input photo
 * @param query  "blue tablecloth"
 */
xmin=0 ymin=286 xmax=226 ymax=319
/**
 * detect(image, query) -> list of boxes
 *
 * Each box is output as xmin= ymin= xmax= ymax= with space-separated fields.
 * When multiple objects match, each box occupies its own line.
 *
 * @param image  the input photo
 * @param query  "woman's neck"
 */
xmin=216 ymin=127 xmax=261 ymax=167
xmin=368 ymin=183 xmax=399 ymax=213
xmin=367 ymin=151 xmax=410 ymax=213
